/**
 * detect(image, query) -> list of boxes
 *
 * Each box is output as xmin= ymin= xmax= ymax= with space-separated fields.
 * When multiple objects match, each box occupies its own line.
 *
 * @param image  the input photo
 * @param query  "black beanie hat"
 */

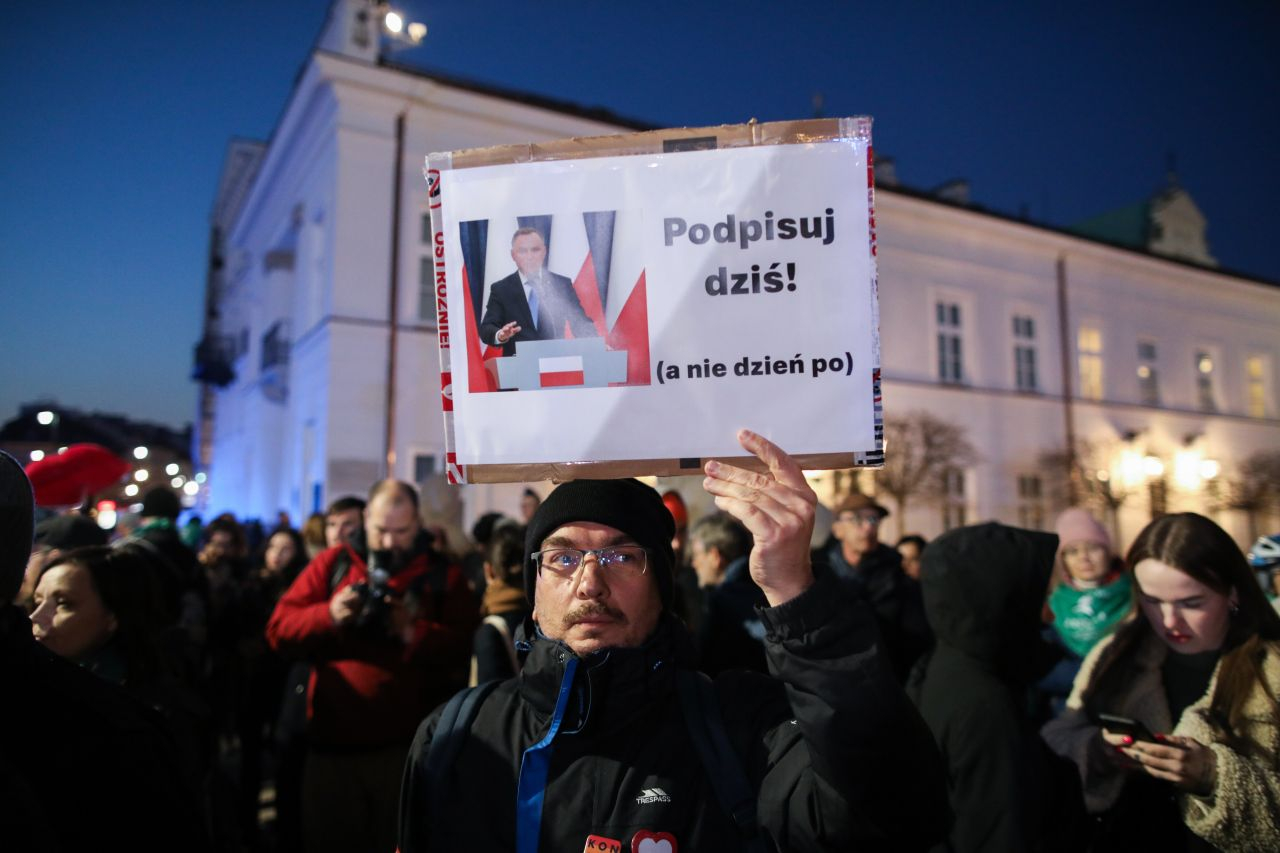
xmin=141 ymin=486 xmax=181 ymax=520
xmin=524 ymin=479 xmax=676 ymax=608
xmin=35 ymin=514 xmax=108 ymax=551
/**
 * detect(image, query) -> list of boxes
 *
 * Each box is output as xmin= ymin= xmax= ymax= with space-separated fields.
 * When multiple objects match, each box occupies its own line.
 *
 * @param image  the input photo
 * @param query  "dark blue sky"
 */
xmin=1 ymin=0 xmax=1276 ymax=430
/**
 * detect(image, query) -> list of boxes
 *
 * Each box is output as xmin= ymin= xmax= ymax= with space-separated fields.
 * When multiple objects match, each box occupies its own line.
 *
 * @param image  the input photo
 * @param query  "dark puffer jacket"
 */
xmin=400 ymin=573 xmax=948 ymax=852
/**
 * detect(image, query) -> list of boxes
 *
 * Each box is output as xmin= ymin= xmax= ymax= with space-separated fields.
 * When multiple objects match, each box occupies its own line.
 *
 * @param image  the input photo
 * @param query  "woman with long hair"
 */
xmin=1042 ymin=512 xmax=1280 ymax=851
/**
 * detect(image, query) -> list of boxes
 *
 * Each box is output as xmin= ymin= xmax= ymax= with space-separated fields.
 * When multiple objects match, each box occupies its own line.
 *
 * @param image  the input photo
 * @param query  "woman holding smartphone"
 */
xmin=1042 ymin=513 xmax=1280 ymax=851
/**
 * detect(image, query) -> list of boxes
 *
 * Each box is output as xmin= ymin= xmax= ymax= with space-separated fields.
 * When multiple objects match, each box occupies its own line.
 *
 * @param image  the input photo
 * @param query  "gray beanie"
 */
xmin=523 ymin=479 xmax=675 ymax=607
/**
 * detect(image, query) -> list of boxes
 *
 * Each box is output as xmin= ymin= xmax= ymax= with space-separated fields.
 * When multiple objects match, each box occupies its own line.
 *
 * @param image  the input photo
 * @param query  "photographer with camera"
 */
xmin=266 ymin=480 xmax=476 ymax=853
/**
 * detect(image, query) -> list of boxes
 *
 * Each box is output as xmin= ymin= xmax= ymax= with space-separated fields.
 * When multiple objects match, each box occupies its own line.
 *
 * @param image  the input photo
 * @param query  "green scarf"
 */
xmin=1049 ymin=572 xmax=1133 ymax=658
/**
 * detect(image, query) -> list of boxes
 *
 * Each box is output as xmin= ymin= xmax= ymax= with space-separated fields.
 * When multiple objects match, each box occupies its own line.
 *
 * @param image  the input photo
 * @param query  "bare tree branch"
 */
xmin=875 ymin=410 xmax=978 ymax=520
xmin=1219 ymin=450 xmax=1280 ymax=541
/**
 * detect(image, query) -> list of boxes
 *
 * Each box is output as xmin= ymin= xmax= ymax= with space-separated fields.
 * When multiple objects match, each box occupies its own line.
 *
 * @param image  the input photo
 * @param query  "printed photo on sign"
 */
xmin=458 ymin=211 xmax=651 ymax=393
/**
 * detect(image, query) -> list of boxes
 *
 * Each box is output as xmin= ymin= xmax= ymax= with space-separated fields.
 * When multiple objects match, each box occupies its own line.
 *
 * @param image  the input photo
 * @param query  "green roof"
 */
xmin=1069 ymin=200 xmax=1151 ymax=249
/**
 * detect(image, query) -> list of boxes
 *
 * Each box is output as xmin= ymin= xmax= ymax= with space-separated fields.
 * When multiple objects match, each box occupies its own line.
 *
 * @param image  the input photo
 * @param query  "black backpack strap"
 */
xmin=409 ymin=680 xmax=501 ymax=853
xmin=328 ymin=548 xmax=353 ymax=593
xmin=676 ymin=669 xmax=767 ymax=852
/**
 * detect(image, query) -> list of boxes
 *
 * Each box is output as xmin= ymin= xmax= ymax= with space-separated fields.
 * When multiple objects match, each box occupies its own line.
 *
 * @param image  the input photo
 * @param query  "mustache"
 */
xmin=562 ymin=602 xmax=625 ymax=630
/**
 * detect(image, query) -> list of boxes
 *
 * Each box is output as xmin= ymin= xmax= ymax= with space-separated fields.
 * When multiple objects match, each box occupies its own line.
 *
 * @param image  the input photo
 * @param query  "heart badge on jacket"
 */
xmin=631 ymin=829 xmax=677 ymax=853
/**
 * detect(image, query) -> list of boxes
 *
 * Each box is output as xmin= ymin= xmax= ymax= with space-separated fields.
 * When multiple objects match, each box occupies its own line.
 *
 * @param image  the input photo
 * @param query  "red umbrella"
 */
xmin=24 ymin=444 xmax=131 ymax=507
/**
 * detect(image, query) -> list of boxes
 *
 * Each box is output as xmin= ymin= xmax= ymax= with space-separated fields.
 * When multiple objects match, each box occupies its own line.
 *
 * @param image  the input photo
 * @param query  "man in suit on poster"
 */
xmin=479 ymin=226 xmax=598 ymax=357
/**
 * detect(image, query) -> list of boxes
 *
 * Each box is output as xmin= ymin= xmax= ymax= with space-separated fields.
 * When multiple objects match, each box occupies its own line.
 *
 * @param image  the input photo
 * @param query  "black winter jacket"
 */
xmin=400 ymin=573 xmax=948 ymax=852
xmin=910 ymin=523 xmax=1086 ymax=852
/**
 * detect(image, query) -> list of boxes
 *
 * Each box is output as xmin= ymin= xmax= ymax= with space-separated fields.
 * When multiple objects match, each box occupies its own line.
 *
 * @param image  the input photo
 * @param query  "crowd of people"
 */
xmin=3 ymin=438 xmax=1280 ymax=852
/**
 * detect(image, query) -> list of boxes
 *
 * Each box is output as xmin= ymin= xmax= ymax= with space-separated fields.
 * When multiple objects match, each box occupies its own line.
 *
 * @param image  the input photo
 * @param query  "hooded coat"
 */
xmin=910 ymin=522 xmax=1085 ymax=852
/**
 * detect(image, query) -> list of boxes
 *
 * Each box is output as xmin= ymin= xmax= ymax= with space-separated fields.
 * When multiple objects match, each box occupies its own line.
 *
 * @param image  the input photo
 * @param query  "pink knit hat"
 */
xmin=1054 ymin=508 xmax=1111 ymax=552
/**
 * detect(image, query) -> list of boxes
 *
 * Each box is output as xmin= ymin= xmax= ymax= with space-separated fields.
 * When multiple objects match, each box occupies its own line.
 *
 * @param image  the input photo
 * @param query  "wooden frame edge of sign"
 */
xmin=458 ymin=452 xmax=879 ymax=485
xmin=445 ymin=117 xmax=869 ymax=171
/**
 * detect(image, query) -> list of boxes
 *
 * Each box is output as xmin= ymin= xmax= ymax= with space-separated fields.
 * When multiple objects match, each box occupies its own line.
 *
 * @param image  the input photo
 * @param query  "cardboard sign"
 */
xmin=427 ymin=118 xmax=883 ymax=484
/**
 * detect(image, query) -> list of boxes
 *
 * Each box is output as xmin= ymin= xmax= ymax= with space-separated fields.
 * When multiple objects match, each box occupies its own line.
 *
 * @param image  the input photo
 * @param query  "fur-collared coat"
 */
xmin=1041 ymin=621 xmax=1280 ymax=852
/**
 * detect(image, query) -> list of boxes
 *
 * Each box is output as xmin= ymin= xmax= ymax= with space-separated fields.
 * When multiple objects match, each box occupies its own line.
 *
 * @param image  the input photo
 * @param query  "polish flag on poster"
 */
xmin=458 ymin=211 xmax=649 ymax=394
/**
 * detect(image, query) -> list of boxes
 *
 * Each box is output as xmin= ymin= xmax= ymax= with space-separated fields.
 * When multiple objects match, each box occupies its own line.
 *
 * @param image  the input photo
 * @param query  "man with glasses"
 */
xmin=399 ymin=431 xmax=947 ymax=853
xmin=821 ymin=493 xmax=931 ymax=682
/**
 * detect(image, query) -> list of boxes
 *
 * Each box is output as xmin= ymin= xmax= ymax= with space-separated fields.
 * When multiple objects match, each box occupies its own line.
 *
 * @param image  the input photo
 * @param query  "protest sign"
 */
xmin=427 ymin=118 xmax=883 ymax=484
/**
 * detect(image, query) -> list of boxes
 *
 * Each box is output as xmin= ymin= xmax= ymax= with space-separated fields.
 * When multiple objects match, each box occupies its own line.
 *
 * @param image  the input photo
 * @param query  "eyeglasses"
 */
xmin=532 ymin=546 xmax=648 ymax=578
xmin=839 ymin=513 xmax=882 ymax=527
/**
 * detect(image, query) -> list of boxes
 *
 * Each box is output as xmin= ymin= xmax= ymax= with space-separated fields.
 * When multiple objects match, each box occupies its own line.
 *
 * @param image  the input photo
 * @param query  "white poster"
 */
xmin=429 ymin=128 xmax=880 ymax=482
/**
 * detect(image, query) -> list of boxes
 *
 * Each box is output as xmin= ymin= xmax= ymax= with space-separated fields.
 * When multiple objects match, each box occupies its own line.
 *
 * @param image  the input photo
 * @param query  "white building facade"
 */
xmin=871 ymin=190 xmax=1279 ymax=546
xmin=195 ymin=2 xmax=1279 ymax=549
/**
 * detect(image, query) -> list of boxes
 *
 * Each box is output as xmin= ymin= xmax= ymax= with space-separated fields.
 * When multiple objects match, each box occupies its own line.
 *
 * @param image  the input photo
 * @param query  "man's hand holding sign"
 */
xmin=704 ymin=428 xmax=816 ymax=607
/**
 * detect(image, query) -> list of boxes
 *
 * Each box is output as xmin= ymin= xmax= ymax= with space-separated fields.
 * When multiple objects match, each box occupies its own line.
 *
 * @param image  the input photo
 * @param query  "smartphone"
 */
xmin=1096 ymin=713 xmax=1158 ymax=743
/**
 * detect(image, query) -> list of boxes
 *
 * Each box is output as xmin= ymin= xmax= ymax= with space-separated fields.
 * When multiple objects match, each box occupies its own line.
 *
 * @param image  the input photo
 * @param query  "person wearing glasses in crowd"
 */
xmin=398 ymin=430 xmax=947 ymax=853
xmin=817 ymin=493 xmax=931 ymax=681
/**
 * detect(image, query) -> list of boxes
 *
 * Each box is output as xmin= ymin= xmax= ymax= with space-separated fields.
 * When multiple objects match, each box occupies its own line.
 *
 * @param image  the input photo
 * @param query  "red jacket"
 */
xmin=266 ymin=542 xmax=477 ymax=748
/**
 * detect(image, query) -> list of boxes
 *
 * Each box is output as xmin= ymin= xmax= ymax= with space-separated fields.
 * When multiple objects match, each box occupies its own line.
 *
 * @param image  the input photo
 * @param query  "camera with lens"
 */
xmin=350 ymin=551 xmax=397 ymax=629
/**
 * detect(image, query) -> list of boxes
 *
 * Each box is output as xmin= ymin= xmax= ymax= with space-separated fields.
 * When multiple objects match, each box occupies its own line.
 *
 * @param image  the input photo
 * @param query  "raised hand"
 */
xmin=703 ymin=428 xmax=816 ymax=607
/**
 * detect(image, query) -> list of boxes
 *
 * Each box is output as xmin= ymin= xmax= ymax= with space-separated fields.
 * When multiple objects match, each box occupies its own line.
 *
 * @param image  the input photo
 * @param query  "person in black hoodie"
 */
xmin=909 ymin=522 xmax=1086 ymax=852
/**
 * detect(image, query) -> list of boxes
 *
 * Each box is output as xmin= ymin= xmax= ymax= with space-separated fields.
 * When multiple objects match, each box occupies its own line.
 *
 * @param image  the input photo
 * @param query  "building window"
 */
xmin=1013 ymin=315 xmax=1038 ymax=392
xmin=1137 ymin=340 xmax=1160 ymax=406
xmin=260 ymin=321 xmax=290 ymax=372
xmin=936 ymin=301 xmax=963 ymax=384
xmin=940 ymin=467 xmax=967 ymax=530
xmin=1194 ymin=350 xmax=1217 ymax=412
xmin=413 ymin=453 xmax=436 ymax=484
xmin=1016 ymin=474 xmax=1044 ymax=529
xmin=1078 ymin=326 xmax=1103 ymax=400
xmin=1246 ymin=355 xmax=1268 ymax=418
xmin=420 ymin=213 xmax=432 ymax=245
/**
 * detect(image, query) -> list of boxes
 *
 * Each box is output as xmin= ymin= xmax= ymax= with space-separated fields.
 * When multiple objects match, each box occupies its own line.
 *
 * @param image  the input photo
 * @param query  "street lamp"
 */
xmin=36 ymin=409 xmax=59 ymax=445
xmin=377 ymin=2 xmax=426 ymax=50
